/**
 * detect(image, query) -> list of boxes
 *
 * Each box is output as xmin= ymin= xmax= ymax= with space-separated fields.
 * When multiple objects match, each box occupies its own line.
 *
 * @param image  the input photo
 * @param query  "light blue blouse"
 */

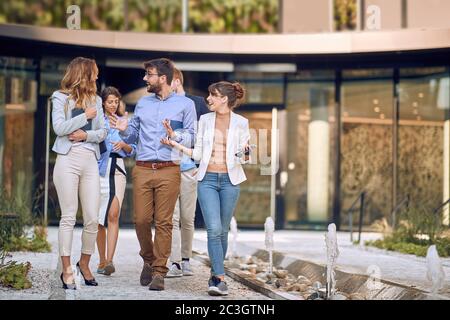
xmin=98 ymin=116 xmax=136 ymax=177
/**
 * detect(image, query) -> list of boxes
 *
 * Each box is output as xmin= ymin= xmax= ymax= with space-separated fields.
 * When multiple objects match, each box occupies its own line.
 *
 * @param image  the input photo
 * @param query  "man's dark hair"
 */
xmin=143 ymin=58 xmax=174 ymax=85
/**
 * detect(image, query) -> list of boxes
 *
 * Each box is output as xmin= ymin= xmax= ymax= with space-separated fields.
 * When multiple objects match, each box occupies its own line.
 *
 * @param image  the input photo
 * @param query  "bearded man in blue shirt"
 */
xmin=111 ymin=58 xmax=196 ymax=291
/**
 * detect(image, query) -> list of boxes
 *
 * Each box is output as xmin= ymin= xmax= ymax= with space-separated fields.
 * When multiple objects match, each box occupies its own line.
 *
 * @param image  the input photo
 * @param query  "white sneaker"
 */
xmin=165 ymin=263 xmax=183 ymax=278
xmin=181 ymin=260 xmax=194 ymax=276
xmin=208 ymin=276 xmax=229 ymax=296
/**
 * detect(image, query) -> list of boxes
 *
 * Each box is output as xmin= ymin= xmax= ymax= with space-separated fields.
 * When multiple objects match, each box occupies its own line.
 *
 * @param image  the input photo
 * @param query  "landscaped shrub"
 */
xmin=0 ymin=250 xmax=32 ymax=290
xmin=0 ymin=191 xmax=30 ymax=249
xmin=366 ymin=205 xmax=450 ymax=257
xmin=3 ymin=227 xmax=51 ymax=253
xmin=0 ymin=189 xmax=51 ymax=253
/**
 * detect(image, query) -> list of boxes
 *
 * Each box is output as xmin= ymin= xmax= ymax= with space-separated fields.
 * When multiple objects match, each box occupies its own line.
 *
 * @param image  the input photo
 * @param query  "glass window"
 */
xmin=0 ymin=56 xmax=37 ymax=213
xmin=232 ymin=72 xmax=284 ymax=105
xmin=233 ymin=111 xmax=273 ymax=226
xmin=341 ymin=69 xmax=394 ymax=226
xmin=398 ymin=67 xmax=450 ymax=221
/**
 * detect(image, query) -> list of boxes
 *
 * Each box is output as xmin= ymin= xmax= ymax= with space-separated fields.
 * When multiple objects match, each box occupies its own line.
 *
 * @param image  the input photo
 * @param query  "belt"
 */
xmin=110 ymin=153 xmax=123 ymax=159
xmin=136 ymin=161 xmax=178 ymax=170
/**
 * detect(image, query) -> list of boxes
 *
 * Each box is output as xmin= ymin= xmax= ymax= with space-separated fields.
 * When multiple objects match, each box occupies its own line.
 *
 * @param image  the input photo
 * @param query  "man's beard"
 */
xmin=147 ymin=82 xmax=162 ymax=94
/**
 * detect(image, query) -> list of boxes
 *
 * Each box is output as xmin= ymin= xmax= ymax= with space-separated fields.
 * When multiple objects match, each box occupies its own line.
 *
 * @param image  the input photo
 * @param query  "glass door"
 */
xmin=284 ymin=70 xmax=336 ymax=228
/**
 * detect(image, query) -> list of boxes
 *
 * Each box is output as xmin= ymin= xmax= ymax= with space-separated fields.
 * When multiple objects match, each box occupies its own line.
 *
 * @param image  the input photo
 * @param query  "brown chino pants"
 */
xmin=132 ymin=165 xmax=181 ymax=275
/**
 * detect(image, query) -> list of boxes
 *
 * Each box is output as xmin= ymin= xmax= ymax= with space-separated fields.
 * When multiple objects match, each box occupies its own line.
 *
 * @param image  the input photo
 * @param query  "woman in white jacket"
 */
xmin=161 ymin=81 xmax=250 ymax=296
xmin=51 ymin=57 xmax=107 ymax=289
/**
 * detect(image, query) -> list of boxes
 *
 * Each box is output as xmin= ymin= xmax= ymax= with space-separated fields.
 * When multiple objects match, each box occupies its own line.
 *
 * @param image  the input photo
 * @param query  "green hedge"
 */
xmin=366 ymin=235 xmax=450 ymax=257
xmin=0 ymin=0 xmax=279 ymax=33
xmin=1 ymin=0 xmax=357 ymax=33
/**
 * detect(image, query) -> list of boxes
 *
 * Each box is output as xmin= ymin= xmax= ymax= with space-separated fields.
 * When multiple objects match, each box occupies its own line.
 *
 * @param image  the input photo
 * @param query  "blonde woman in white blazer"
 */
xmin=161 ymin=81 xmax=250 ymax=296
xmin=51 ymin=57 xmax=107 ymax=290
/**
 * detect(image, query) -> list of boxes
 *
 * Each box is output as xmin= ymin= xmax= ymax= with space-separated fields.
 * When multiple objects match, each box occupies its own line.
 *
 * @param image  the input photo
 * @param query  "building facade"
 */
xmin=0 ymin=2 xmax=449 ymax=230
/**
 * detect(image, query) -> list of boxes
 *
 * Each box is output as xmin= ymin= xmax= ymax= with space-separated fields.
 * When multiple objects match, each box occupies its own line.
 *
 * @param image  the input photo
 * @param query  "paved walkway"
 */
xmin=1 ymin=227 xmax=269 ymax=300
xmin=193 ymin=229 xmax=450 ymax=296
xmin=2 ymin=226 xmax=450 ymax=299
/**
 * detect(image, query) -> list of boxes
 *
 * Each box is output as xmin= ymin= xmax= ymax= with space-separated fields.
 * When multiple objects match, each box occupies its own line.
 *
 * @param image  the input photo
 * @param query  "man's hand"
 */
xmin=162 ymin=119 xmax=176 ymax=139
xmin=110 ymin=112 xmax=128 ymax=132
xmin=69 ymin=129 xmax=87 ymax=142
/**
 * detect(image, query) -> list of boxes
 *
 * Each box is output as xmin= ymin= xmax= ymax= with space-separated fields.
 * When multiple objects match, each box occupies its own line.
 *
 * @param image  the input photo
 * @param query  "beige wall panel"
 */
xmin=408 ymin=0 xmax=450 ymax=29
xmin=281 ymin=0 xmax=332 ymax=33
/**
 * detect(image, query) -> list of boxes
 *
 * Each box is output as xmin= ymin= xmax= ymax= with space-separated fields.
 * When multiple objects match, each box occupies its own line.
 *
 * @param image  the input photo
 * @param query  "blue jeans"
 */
xmin=197 ymin=172 xmax=240 ymax=277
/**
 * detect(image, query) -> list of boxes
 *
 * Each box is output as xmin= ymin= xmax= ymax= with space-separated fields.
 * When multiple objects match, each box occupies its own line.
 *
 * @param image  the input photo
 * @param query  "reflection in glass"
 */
xmin=341 ymin=69 xmax=393 ymax=226
xmin=398 ymin=67 xmax=450 ymax=224
xmin=285 ymin=70 xmax=335 ymax=227
xmin=234 ymin=72 xmax=284 ymax=104
xmin=0 ymin=56 xmax=37 ymax=213
xmin=234 ymin=111 xmax=272 ymax=225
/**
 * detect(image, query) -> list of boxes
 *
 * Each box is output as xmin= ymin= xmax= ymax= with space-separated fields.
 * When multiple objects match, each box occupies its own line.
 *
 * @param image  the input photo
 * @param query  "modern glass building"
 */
xmin=0 ymin=1 xmax=449 ymax=230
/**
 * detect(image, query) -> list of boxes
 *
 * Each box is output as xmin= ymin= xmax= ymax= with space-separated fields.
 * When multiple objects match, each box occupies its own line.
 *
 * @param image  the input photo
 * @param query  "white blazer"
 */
xmin=51 ymin=91 xmax=107 ymax=160
xmin=192 ymin=111 xmax=250 ymax=185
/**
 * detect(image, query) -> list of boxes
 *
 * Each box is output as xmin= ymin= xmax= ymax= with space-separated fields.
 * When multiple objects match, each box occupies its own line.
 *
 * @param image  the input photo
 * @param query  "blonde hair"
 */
xmin=60 ymin=57 xmax=99 ymax=110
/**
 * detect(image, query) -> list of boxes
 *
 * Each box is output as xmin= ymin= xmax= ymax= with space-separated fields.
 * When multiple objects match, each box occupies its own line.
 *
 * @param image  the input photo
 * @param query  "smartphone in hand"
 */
xmin=235 ymin=144 xmax=256 ymax=158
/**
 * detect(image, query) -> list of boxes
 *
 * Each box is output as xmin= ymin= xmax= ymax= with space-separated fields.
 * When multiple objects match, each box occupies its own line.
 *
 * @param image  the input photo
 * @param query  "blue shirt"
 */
xmin=98 ymin=116 xmax=136 ymax=177
xmin=120 ymin=92 xmax=196 ymax=162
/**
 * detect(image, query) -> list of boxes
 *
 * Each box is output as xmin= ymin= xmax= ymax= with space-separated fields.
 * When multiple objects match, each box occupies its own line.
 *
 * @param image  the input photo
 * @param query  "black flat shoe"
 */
xmin=76 ymin=262 xmax=98 ymax=286
xmin=60 ymin=273 xmax=76 ymax=290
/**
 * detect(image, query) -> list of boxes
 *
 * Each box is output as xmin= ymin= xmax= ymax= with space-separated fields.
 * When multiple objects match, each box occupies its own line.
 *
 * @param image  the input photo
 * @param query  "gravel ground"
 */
xmin=0 ymin=251 xmax=56 ymax=300
xmin=67 ymin=228 xmax=270 ymax=300
xmin=69 ymin=258 xmax=270 ymax=300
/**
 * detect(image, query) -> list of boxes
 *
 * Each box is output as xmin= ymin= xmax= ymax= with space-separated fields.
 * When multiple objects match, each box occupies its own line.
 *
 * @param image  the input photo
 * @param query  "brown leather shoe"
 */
xmin=149 ymin=274 xmax=164 ymax=291
xmin=140 ymin=263 xmax=153 ymax=286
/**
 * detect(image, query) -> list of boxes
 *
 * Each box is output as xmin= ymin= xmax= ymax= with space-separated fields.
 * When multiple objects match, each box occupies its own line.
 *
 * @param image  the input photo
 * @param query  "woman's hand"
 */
xmin=162 ymin=119 xmax=176 ymax=139
xmin=111 ymin=141 xmax=126 ymax=152
xmin=161 ymin=137 xmax=193 ymax=157
xmin=68 ymin=129 xmax=87 ymax=142
xmin=160 ymin=137 xmax=176 ymax=147
xmin=85 ymin=107 xmax=97 ymax=120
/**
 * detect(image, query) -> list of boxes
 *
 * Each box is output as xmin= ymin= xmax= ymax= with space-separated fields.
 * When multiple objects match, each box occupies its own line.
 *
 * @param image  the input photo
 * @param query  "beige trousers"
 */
xmin=133 ymin=164 xmax=180 ymax=275
xmin=170 ymin=168 xmax=198 ymax=263
xmin=53 ymin=145 xmax=100 ymax=256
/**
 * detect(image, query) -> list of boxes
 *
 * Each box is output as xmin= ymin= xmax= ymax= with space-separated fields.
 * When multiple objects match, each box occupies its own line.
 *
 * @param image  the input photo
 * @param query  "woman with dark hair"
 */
xmin=161 ymin=81 xmax=251 ymax=296
xmin=96 ymin=87 xmax=135 ymax=276
xmin=51 ymin=57 xmax=107 ymax=289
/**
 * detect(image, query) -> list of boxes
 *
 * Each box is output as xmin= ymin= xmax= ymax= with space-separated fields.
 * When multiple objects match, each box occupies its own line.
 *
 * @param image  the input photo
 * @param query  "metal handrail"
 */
xmin=346 ymin=191 xmax=366 ymax=243
xmin=433 ymin=198 xmax=450 ymax=215
xmin=391 ymin=194 xmax=410 ymax=229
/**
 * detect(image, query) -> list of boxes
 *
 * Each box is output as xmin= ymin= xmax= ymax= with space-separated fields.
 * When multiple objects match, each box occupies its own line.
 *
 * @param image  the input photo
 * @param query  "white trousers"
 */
xmin=53 ymin=145 xmax=100 ymax=256
xmin=170 ymin=168 xmax=198 ymax=263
